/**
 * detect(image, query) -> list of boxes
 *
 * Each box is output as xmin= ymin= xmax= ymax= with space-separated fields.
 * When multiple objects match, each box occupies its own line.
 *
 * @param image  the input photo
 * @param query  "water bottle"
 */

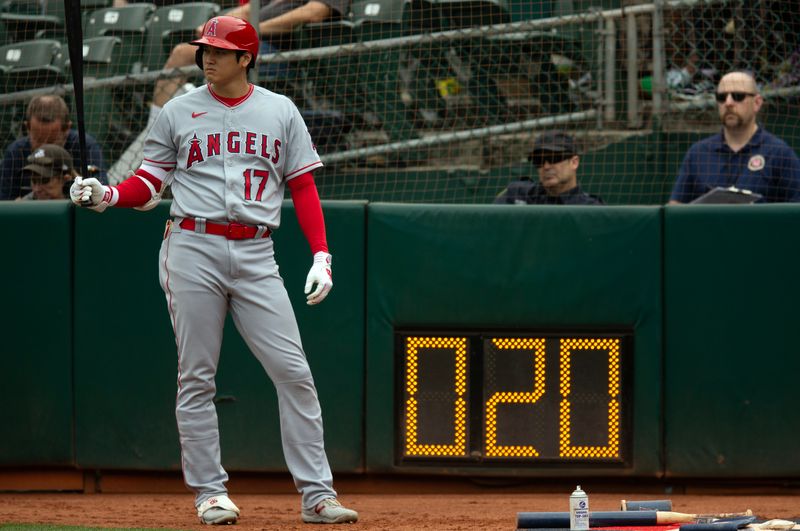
xmin=570 ymin=485 xmax=589 ymax=530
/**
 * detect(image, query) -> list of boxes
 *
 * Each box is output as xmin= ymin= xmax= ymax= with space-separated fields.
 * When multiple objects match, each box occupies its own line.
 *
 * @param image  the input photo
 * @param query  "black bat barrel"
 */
xmin=517 ymin=511 xmax=659 ymax=528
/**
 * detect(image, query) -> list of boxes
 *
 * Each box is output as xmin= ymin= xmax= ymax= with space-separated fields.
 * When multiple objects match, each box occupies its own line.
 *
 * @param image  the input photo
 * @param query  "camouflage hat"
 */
xmin=22 ymin=144 xmax=73 ymax=179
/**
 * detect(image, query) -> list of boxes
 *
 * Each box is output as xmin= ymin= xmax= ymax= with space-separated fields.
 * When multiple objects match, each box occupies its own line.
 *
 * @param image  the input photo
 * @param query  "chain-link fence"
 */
xmin=1 ymin=0 xmax=798 ymax=203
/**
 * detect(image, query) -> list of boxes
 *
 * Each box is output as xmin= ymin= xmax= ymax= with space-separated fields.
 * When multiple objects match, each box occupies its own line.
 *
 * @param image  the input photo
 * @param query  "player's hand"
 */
xmin=69 ymin=176 xmax=111 ymax=213
xmin=304 ymin=251 xmax=332 ymax=305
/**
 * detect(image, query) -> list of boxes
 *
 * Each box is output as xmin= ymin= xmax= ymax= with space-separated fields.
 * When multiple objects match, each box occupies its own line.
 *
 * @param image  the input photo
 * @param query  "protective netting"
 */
xmin=1 ymin=0 xmax=798 ymax=203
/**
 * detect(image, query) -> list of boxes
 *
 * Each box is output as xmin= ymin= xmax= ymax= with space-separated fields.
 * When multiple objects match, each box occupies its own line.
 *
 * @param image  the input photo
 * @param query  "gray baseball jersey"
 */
xmin=148 ymin=84 xmax=336 ymax=511
xmin=144 ymin=84 xmax=322 ymax=227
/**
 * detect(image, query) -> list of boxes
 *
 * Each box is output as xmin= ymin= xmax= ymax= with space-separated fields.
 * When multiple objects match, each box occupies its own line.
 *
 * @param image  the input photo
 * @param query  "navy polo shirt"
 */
xmin=670 ymin=127 xmax=800 ymax=203
xmin=494 ymin=179 xmax=604 ymax=205
xmin=0 ymin=129 xmax=107 ymax=200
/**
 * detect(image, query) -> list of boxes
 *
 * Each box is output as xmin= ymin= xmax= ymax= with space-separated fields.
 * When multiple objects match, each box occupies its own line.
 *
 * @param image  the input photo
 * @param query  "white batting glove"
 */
xmin=69 ymin=176 xmax=112 ymax=213
xmin=304 ymin=251 xmax=333 ymax=305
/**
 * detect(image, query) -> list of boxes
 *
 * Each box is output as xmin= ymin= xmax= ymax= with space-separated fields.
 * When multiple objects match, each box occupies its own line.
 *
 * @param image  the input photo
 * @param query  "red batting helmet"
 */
xmin=190 ymin=16 xmax=259 ymax=68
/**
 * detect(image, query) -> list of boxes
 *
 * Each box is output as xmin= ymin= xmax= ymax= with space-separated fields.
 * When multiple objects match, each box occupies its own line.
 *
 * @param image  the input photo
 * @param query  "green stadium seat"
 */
xmin=76 ymin=36 xmax=128 ymax=164
xmin=76 ymin=35 xmax=124 ymax=79
xmin=288 ymin=0 xmax=419 ymax=156
xmin=403 ymin=0 xmax=512 ymax=126
xmin=263 ymin=18 xmax=358 ymax=154
xmin=142 ymin=2 xmax=220 ymax=71
xmin=0 ymin=0 xmax=63 ymax=42
xmin=84 ymin=3 xmax=156 ymax=73
xmin=0 ymin=39 xmax=65 ymax=91
xmin=81 ymin=0 xmax=115 ymax=10
xmin=348 ymin=0 xmax=417 ymax=143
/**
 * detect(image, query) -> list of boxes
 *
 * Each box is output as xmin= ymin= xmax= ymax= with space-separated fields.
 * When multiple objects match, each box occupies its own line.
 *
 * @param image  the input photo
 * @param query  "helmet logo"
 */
xmin=206 ymin=18 xmax=218 ymax=37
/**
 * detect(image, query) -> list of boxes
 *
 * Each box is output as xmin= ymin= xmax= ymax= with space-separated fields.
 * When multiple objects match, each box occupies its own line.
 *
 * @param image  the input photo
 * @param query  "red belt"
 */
xmin=179 ymin=218 xmax=271 ymax=240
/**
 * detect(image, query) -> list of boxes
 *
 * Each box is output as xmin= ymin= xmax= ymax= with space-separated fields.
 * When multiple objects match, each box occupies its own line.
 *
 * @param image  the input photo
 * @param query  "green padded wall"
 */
xmin=663 ymin=204 xmax=800 ymax=477
xmin=365 ymin=204 xmax=663 ymax=476
xmin=73 ymin=203 xmax=181 ymax=469
xmin=0 ymin=201 xmax=74 ymax=466
xmin=73 ymin=201 xmax=365 ymax=472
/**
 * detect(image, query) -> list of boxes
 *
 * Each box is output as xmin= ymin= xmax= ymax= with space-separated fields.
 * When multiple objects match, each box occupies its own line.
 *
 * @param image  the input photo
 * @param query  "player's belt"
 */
xmin=179 ymin=218 xmax=271 ymax=240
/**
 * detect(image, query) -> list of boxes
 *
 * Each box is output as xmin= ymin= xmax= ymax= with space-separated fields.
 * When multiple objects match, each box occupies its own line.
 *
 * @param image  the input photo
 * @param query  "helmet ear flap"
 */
xmin=195 ymin=46 xmax=204 ymax=70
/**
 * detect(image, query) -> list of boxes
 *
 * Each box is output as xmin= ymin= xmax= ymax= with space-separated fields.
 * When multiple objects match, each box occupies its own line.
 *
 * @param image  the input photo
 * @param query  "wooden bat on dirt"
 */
xmin=517 ymin=510 xmax=755 ymax=529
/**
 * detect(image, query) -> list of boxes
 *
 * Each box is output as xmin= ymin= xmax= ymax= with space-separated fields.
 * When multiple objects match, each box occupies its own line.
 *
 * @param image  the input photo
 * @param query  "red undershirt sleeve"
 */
xmin=113 ymin=170 xmax=163 ymax=208
xmin=287 ymin=172 xmax=328 ymax=254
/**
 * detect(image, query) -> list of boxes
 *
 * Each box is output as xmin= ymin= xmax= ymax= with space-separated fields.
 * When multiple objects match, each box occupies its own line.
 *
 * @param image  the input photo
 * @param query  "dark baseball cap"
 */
xmin=22 ymin=144 xmax=73 ymax=179
xmin=528 ymin=131 xmax=578 ymax=164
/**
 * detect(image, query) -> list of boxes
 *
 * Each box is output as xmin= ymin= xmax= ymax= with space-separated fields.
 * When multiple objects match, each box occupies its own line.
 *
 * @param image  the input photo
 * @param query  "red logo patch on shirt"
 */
xmin=748 ymin=154 xmax=765 ymax=171
xmin=192 ymin=111 xmax=208 ymax=119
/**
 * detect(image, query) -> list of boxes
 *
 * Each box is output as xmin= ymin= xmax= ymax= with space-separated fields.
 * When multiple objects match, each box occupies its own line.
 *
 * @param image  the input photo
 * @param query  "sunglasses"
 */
xmin=531 ymin=154 xmax=574 ymax=167
xmin=715 ymin=91 xmax=756 ymax=103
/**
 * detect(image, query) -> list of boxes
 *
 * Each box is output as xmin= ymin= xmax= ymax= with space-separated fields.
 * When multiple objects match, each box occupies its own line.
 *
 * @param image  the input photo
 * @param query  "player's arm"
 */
xmin=69 ymin=165 xmax=168 ymax=212
xmin=257 ymin=1 xmax=333 ymax=37
xmin=287 ymin=172 xmax=332 ymax=305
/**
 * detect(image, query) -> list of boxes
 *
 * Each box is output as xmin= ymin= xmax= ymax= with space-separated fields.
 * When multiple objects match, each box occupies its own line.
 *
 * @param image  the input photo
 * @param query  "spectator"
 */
xmin=16 ymin=144 xmax=80 ymax=201
xmin=494 ymin=131 xmax=604 ymax=205
xmin=669 ymin=70 xmax=800 ymax=203
xmin=108 ymin=0 xmax=349 ymax=182
xmin=0 ymin=95 xmax=107 ymax=200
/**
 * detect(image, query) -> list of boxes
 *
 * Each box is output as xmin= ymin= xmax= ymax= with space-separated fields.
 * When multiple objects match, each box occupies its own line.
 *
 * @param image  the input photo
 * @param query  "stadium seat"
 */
xmin=84 ymin=3 xmax=156 ymax=74
xmin=79 ymin=0 xmax=115 ymax=11
xmin=142 ymin=2 xmax=220 ymax=71
xmin=0 ymin=39 xmax=66 ymax=91
xmin=77 ymin=36 xmax=124 ymax=79
xmin=75 ymin=36 xmax=128 ymax=164
xmin=401 ymin=0 xmax=514 ymax=127
xmin=252 ymin=12 xmax=359 ymax=152
xmin=290 ymin=0 xmax=418 ymax=155
xmin=0 ymin=0 xmax=63 ymax=42
xmin=348 ymin=0 xmax=417 ymax=143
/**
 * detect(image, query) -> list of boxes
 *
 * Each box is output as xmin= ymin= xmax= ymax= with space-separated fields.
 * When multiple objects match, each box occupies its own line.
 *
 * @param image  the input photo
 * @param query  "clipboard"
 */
xmin=690 ymin=186 xmax=763 ymax=204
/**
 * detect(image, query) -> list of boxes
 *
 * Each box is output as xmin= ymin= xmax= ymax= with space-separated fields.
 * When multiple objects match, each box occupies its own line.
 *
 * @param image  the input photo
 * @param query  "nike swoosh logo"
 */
xmin=192 ymin=112 xmax=208 ymax=118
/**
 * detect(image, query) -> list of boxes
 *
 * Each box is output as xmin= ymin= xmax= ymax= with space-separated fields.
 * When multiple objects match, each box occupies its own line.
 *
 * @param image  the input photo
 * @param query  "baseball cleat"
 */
xmin=301 ymin=498 xmax=358 ymax=524
xmin=198 ymin=495 xmax=240 ymax=525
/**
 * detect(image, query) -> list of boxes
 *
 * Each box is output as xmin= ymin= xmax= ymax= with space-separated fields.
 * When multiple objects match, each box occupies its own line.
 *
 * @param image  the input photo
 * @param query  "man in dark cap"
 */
xmin=494 ymin=131 xmax=604 ymax=205
xmin=0 ymin=94 xmax=107 ymax=199
xmin=17 ymin=144 xmax=79 ymax=200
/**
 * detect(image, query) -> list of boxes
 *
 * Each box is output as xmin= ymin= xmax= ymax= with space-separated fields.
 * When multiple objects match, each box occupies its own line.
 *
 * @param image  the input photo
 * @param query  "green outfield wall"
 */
xmin=1 ymin=201 xmax=799 ymax=479
xmin=0 ymin=202 xmax=74 ymax=466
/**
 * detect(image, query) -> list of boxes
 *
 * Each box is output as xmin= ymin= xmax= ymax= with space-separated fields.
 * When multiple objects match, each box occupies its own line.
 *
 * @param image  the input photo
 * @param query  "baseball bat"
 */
xmin=681 ymin=524 xmax=741 ymax=531
xmin=517 ymin=510 xmax=754 ymax=529
xmin=621 ymin=499 xmax=673 ymax=511
xmin=63 ymin=0 xmax=89 ymax=180
xmin=747 ymin=520 xmax=800 ymax=530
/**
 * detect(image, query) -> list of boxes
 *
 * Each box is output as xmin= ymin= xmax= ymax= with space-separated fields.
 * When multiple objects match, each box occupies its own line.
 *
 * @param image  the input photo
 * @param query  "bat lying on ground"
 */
xmin=747 ymin=521 xmax=800 ymax=530
xmin=517 ymin=510 xmax=755 ymax=529
xmin=622 ymin=500 xmax=674 ymax=511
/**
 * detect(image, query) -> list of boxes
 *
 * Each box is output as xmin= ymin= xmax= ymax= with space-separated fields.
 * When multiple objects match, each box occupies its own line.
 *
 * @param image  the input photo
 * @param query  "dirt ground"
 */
xmin=2 ymin=474 xmax=800 ymax=531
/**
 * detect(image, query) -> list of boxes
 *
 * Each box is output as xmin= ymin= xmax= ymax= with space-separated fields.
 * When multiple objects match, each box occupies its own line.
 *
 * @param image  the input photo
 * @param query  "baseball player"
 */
xmin=69 ymin=15 xmax=358 ymax=526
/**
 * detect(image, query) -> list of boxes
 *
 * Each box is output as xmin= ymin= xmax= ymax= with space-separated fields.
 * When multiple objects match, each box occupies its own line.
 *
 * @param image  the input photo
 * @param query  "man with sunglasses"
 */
xmin=494 ymin=131 xmax=604 ymax=205
xmin=669 ymin=70 xmax=800 ymax=203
